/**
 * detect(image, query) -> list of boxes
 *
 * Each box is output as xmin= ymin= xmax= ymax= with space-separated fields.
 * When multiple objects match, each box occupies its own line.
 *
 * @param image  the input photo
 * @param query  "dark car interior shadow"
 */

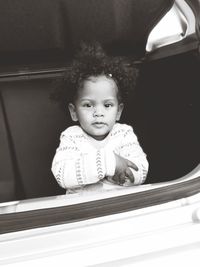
xmin=0 ymin=0 xmax=199 ymax=203
xmin=0 ymin=51 xmax=199 ymax=202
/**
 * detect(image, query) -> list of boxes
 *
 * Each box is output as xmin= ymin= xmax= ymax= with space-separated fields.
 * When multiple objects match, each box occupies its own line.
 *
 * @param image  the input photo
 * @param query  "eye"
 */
xmin=104 ymin=103 xmax=113 ymax=108
xmin=83 ymin=103 xmax=93 ymax=108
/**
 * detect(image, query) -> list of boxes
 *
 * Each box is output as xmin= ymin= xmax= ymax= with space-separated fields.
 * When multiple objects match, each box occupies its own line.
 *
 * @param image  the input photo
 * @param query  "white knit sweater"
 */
xmin=51 ymin=123 xmax=149 ymax=189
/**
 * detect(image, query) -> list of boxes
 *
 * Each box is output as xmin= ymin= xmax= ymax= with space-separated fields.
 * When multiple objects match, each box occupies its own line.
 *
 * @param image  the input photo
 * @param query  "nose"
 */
xmin=93 ymin=106 xmax=104 ymax=117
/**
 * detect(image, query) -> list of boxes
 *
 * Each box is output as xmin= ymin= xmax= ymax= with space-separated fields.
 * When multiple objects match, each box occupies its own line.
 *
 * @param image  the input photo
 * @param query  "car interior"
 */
xmin=0 ymin=0 xmax=199 ymax=204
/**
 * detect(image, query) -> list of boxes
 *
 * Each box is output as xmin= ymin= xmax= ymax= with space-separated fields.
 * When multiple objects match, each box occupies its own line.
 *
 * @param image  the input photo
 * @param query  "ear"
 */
xmin=116 ymin=103 xmax=124 ymax=121
xmin=68 ymin=103 xmax=78 ymax=121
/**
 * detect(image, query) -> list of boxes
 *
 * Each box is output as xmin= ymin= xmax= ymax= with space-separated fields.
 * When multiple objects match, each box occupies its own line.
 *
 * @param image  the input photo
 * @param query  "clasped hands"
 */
xmin=111 ymin=153 xmax=138 ymax=185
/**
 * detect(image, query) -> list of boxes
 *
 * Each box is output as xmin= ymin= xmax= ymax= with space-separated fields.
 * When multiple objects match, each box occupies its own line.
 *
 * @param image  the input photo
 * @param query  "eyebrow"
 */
xmin=79 ymin=98 xmax=94 ymax=103
xmin=80 ymin=98 xmax=116 ymax=101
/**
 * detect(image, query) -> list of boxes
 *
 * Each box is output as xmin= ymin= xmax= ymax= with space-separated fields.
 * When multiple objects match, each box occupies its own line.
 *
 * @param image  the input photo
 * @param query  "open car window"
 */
xmin=0 ymin=0 xmax=199 ymax=234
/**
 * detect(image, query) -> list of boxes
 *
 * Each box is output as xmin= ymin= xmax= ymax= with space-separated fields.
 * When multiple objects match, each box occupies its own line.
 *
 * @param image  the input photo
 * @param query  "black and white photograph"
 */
xmin=0 ymin=0 xmax=200 ymax=266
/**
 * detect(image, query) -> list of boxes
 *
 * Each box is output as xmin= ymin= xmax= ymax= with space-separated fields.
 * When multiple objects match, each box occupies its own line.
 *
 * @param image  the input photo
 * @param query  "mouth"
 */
xmin=92 ymin=122 xmax=107 ymax=128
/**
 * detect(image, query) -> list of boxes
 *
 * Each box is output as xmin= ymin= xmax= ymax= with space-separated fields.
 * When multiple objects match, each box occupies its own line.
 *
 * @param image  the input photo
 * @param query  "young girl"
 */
xmin=51 ymin=42 xmax=148 ymax=192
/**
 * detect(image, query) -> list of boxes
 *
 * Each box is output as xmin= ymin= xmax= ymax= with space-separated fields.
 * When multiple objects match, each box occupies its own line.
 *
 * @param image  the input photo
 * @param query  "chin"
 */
xmin=92 ymin=132 xmax=108 ymax=140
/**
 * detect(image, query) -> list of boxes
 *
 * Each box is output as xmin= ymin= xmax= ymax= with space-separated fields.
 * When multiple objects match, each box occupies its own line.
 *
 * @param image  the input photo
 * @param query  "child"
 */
xmin=51 ymin=42 xmax=148 ymax=192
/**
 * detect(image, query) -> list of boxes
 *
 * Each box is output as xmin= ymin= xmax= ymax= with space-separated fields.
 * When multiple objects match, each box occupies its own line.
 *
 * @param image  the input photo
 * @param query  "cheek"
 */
xmin=77 ymin=109 xmax=92 ymax=121
xmin=111 ymin=107 xmax=120 ymax=116
xmin=105 ymin=110 xmax=118 ymax=122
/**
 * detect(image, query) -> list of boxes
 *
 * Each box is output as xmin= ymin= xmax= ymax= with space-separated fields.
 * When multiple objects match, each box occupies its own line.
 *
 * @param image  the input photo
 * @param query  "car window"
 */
xmin=0 ymin=46 xmax=199 ymax=235
xmin=146 ymin=0 xmax=196 ymax=52
xmin=0 ymin=0 xmax=199 ymax=234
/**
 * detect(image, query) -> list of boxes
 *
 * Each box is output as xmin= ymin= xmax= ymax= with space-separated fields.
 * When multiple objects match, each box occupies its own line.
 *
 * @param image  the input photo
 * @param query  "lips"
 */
xmin=92 ymin=122 xmax=107 ymax=128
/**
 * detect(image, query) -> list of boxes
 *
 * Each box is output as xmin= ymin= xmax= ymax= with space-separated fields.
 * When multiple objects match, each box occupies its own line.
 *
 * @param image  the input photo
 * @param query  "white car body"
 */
xmin=1 ymin=165 xmax=200 ymax=266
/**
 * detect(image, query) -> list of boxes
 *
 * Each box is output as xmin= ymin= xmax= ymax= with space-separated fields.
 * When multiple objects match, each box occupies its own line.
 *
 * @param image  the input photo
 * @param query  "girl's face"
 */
xmin=68 ymin=75 xmax=124 ymax=140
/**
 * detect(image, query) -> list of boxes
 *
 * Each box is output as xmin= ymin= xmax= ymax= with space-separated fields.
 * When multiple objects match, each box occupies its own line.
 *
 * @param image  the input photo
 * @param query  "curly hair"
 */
xmin=51 ymin=42 xmax=139 ymax=110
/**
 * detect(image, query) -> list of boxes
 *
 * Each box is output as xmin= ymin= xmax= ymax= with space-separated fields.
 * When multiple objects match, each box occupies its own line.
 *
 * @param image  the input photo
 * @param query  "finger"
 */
xmin=119 ymin=173 xmax=126 ymax=185
xmin=112 ymin=175 xmax=119 ymax=183
xmin=126 ymin=159 xmax=138 ymax=171
xmin=125 ymin=168 xmax=134 ymax=183
xmin=112 ymin=174 xmax=125 ymax=185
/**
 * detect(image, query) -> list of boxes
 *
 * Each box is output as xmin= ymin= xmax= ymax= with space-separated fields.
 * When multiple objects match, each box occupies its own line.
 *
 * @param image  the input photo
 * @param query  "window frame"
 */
xmin=0 ymin=166 xmax=200 ymax=234
xmin=0 ymin=45 xmax=199 ymax=235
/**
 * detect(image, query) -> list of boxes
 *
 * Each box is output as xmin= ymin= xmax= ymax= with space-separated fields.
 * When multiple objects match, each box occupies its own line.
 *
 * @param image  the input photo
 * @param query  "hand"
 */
xmin=112 ymin=153 xmax=138 ymax=185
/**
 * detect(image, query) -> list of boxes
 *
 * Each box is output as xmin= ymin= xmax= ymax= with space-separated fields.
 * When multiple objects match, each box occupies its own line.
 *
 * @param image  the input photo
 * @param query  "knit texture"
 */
xmin=52 ymin=123 xmax=148 ymax=189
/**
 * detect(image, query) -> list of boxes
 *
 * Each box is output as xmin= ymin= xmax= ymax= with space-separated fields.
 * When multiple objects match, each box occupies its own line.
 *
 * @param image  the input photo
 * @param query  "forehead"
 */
xmin=78 ymin=75 xmax=118 ymax=98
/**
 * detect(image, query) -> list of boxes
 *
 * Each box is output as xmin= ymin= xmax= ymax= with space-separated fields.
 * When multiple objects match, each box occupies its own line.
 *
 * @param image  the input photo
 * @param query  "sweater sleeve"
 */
xmin=51 ymin=131 xmax=115 ymax=189
xmin=118 ymin=126 xmax=149 ymax=185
